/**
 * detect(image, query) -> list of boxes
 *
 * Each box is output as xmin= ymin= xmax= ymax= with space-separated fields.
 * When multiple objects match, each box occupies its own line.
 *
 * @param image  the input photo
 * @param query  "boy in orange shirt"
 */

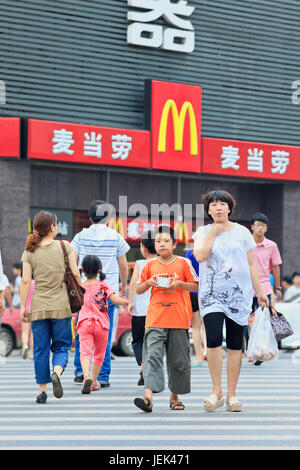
xmin=133 ymin=225 xmax=199 ymax=413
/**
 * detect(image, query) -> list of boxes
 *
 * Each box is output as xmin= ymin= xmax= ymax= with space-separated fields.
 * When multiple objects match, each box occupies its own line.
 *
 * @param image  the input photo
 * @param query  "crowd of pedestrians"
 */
xmin=0 ymin=191 xmax=297 ymax=412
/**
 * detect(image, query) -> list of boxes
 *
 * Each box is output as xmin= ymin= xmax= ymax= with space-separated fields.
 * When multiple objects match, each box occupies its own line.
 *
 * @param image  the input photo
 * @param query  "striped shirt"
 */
xmin=71 ymin=224 xmax=130 ymax=293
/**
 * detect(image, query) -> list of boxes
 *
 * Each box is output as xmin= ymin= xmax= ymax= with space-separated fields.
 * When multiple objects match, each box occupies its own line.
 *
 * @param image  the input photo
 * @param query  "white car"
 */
xmin=275 ymin=296 xmax=300 ymax=348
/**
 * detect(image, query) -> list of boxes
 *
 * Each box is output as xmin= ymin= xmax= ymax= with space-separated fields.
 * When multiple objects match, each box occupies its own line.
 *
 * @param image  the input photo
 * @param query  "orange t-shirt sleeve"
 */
xmin=183 ymin=258 xmax=199 ymax=283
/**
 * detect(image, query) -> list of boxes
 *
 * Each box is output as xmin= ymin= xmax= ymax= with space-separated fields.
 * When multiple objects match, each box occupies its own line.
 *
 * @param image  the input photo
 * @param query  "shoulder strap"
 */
xmin=59 ymin=240 xmax=69 ymax=268
xmin=285 ymin=293 xmax=300 ymax=303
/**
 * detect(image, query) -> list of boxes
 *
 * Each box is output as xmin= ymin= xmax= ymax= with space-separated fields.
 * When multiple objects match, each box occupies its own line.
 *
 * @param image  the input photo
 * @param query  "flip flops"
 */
xmin=170 ymin=399 xmax=185 ymax=410
xmin=226 ymin=396 xmax=242 ymax=412
xmin=134 ymin=396 xmax=153 ymax=413
xmin=203 ymin=393 xmax=224 ymax=412
xmin=81 ymin=377 xmax=92 ymax=394
xmin=51 ymin=372 xmax=63 ymax=399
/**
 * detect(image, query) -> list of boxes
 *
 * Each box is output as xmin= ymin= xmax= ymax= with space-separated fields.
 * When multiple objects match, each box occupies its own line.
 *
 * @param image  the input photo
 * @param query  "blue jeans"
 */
xmin=74 ymin=300 xmax=115 ymax=384
xmin=31 ymin=317 xmax=72 ymax=384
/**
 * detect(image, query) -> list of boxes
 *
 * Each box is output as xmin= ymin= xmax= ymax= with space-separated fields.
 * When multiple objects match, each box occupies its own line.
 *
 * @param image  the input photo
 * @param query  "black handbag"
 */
xmin=268 ymin=306 xmax=293 ymax=341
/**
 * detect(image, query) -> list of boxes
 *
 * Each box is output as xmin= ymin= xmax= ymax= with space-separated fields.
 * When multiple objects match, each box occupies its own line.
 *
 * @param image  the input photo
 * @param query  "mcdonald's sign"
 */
xmin=145 ymin=80 xmax=202 ymax=173
xmin=173 ymin=221 xmax=191 ymax=243
xmin=108 ymin=217 xmax=126 ymax=238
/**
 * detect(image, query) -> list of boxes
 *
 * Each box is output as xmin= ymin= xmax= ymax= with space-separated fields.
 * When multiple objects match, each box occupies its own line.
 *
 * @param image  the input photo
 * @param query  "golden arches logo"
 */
xmin=108 ymin=218 xmax=125 ymax=238
xmin=158 ymin=99 xmax=198 ymax=155
xmin=174 ymin=222 xmax=190 ymax=243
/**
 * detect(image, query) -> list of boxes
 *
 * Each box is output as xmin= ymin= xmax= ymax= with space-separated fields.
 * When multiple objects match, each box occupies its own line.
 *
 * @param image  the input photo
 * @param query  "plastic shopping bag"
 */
xmin=247 ymin=307 xmax=279 ymax=362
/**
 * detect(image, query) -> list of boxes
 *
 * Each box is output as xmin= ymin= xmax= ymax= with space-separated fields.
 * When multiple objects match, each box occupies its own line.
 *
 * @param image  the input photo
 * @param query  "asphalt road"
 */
xmin=1 ymin=349 xmax=300 ymax=450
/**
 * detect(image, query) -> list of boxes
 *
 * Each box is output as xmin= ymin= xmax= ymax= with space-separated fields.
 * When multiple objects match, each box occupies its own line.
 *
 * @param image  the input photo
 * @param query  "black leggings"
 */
xmin=203 ymin=312 xmax=244 ymax=350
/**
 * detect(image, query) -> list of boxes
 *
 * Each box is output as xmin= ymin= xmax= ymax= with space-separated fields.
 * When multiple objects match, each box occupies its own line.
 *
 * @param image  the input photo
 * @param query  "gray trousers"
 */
xmin=142 ymin=328 xmax=191 ymax=395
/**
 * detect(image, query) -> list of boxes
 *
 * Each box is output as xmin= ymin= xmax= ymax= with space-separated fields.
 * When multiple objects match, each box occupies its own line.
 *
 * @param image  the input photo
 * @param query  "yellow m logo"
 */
xmin=108 ymin=218 xmax=125 ymax=238
xmin=158 ymin=99 xmax=198 ymax=155
xmin=174 ymin=222 xmax=190 ymax=243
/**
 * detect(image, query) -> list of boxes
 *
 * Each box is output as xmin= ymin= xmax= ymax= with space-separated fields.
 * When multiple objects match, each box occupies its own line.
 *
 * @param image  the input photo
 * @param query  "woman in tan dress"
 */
xmin=20 ymin=211 xmax=81 ymax=403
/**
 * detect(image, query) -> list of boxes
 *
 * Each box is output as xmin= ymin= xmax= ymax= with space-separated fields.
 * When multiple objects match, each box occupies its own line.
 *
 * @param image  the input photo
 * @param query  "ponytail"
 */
xmin=25 ymin=232 xmax=42 ymax=253
xmin=25 ymin=211 xmax=57 ymax=253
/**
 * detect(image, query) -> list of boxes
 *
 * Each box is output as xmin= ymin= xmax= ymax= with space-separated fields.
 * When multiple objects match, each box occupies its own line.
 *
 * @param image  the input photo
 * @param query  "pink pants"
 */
xmin=78 ymin=318 xmax=109 ymax=366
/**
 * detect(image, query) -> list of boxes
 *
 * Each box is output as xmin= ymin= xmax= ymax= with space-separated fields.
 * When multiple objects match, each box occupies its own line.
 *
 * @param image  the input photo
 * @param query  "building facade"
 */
xmin=0 ymin=0 xmax=299 ymax=278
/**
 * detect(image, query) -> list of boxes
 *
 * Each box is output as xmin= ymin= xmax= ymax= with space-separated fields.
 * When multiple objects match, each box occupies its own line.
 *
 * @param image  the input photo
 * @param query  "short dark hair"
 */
xmin=88 ymin=200 xmax=111 ymax=224
xmin=154 ymin=225 xmax=176 ymax=243
xmin=283 ymin=276 xmax=292 ymax=284
xmin=292 ymin=271 xmax=300 ymax=280
xmin=202 ymin=190 xmax=236 ymax=221
xmin=81 ymin=255 xmax=106 ymax=281
xmin=13 ymin=262 xmax=22 ymax=270
xmin=140 ymin=230 xmax=156 ymax=254
xmin=250 ymin=213 xmax=269 ymax=226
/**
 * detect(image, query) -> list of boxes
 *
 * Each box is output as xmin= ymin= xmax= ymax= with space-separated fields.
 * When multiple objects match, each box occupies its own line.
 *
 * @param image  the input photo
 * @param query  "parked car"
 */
xmin=0 ymin=309 xmax=22 ymax=356
xmin=112 ymin=309 xmax=133 ymax=356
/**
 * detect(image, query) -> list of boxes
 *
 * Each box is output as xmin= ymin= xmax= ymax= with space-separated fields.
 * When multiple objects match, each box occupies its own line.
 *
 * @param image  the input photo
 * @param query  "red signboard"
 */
xmin=0 ymin=118 xmax=20 ymax=158
xmin=146 ymin=80 xmax=202 ymax=173
xmin=27 ymin=119 xmax=150 ymax=168
xmin=108 ymin=217 xmax=192 ymax=244
xmin=202 ymin=137 xmax=300 ymax=181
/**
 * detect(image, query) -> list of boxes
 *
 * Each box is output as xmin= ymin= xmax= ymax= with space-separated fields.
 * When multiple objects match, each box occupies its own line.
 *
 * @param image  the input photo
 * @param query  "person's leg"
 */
xmin=21 ymin=321 xmax=32 ymax=359
xmin=134 ymin=328 xmax=166 ymax=410
xmin=167 ymin=329 xmax=191 ymax=409
xmin=74 ymin=312 xmax=83 ymax=379
xmin=132 ymin=316 xmax=146 ymax=366
xmin=31 ymin=320 xmax=52 ymax=395
xmin=92 ymin=322 xmax=109 ymax=387
xmin=98 ymin=300 xmax=115 ymax=386
xmin=224 ymin=316 xmax=244 ymax=408
xmin=78 ymin=320 xmax=93 ymax=379
xmin=192 ymin=310 xmax=203 ymax=364
xmin=50 ymin=317 xmax=72 ymax=374
xmin=203 ymin=313 xmax=225 ymax=406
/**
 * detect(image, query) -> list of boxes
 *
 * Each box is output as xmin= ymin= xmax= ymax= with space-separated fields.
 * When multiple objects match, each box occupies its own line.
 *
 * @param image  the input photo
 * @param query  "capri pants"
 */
xmin=77 ymin=318 xmax=109 ymax=366
xmin=203 ymin=312 xmax=244 ymax=350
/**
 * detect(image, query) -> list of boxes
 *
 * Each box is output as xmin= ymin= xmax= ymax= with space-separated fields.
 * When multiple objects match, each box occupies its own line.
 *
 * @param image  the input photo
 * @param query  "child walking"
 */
xmin=133 ymin=225 xmax=199 ymax=412
xmin=128 ymin=230 xmax=156 ymax=386
xmin=78 ymin=255 xmax=128 ymax=394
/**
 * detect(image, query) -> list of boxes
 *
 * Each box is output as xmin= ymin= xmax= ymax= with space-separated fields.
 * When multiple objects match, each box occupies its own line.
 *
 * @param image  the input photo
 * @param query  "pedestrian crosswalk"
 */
xmin=0 ymin=351 xmax=300 ymax=449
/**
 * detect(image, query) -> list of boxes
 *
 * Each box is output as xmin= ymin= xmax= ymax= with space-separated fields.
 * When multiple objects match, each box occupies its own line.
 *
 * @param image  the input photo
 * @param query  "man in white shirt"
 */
xmin=72 ymin=200 xmax=130 ymax=387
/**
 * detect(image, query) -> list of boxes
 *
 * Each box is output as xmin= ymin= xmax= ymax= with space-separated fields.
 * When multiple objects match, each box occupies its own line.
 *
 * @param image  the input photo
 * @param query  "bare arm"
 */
xmin=20 ymin=262 xmax=32 ymax=322
xmin=0 ymin=291 xmax=4 ymax=317
xmin=68 ymin=251 xmax=82 ymax=285
xmin=128 ymin=263 xmax=139 ymax=314
xmin=118 ymin=254 xmax=128 ymax=296
xmin=193 ymin=225 xmax=224 ymax=262
xmin=271 ymin=265 xmax=282 ymax=301
xmin=247 ymin=250 xmax=269 ymax=308
xmin=109 ymin=293 xmax=129 ymax=306
xmin=5 ymin=286 xmax=13 ymax=312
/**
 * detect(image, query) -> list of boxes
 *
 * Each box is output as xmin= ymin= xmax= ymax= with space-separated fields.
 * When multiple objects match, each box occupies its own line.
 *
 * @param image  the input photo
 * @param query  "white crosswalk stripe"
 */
xmin=0 ymin=350 xmax=300 ymax=450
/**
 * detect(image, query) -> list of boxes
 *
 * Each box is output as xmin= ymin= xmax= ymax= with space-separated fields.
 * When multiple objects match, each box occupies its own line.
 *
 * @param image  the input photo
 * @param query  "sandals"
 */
xmin=226 ymin=396 xmax=242 ymax=412
xmin=90 ymin=382 xmax=101 ymax=392
xmin=170 ymin=399 xmax=185 ymax=410
xmin=134 ymin=396 xmax=153 ymax=413
xmin=51 ymin=372 xmax=63 ymax=399
xmin=36 ymin=392 xmax=47 ymax=404
xmin=81 ymin=376 xmax=92 ymax=394
xmin=203 ymin=394 xmax=224 ymax=412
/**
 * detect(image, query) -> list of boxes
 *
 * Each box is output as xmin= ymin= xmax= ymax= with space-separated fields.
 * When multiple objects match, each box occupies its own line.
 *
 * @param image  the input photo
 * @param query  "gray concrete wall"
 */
xmin=0 ymin=160 xmax=30 ymax=280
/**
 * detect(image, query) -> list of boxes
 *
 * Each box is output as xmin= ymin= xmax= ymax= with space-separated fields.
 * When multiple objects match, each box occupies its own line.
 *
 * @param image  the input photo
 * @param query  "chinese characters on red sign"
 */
xmin=27 ymin=119 xmax=150 ymax=168
xmin=202 ymin=137 xmax=300 ymax=181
